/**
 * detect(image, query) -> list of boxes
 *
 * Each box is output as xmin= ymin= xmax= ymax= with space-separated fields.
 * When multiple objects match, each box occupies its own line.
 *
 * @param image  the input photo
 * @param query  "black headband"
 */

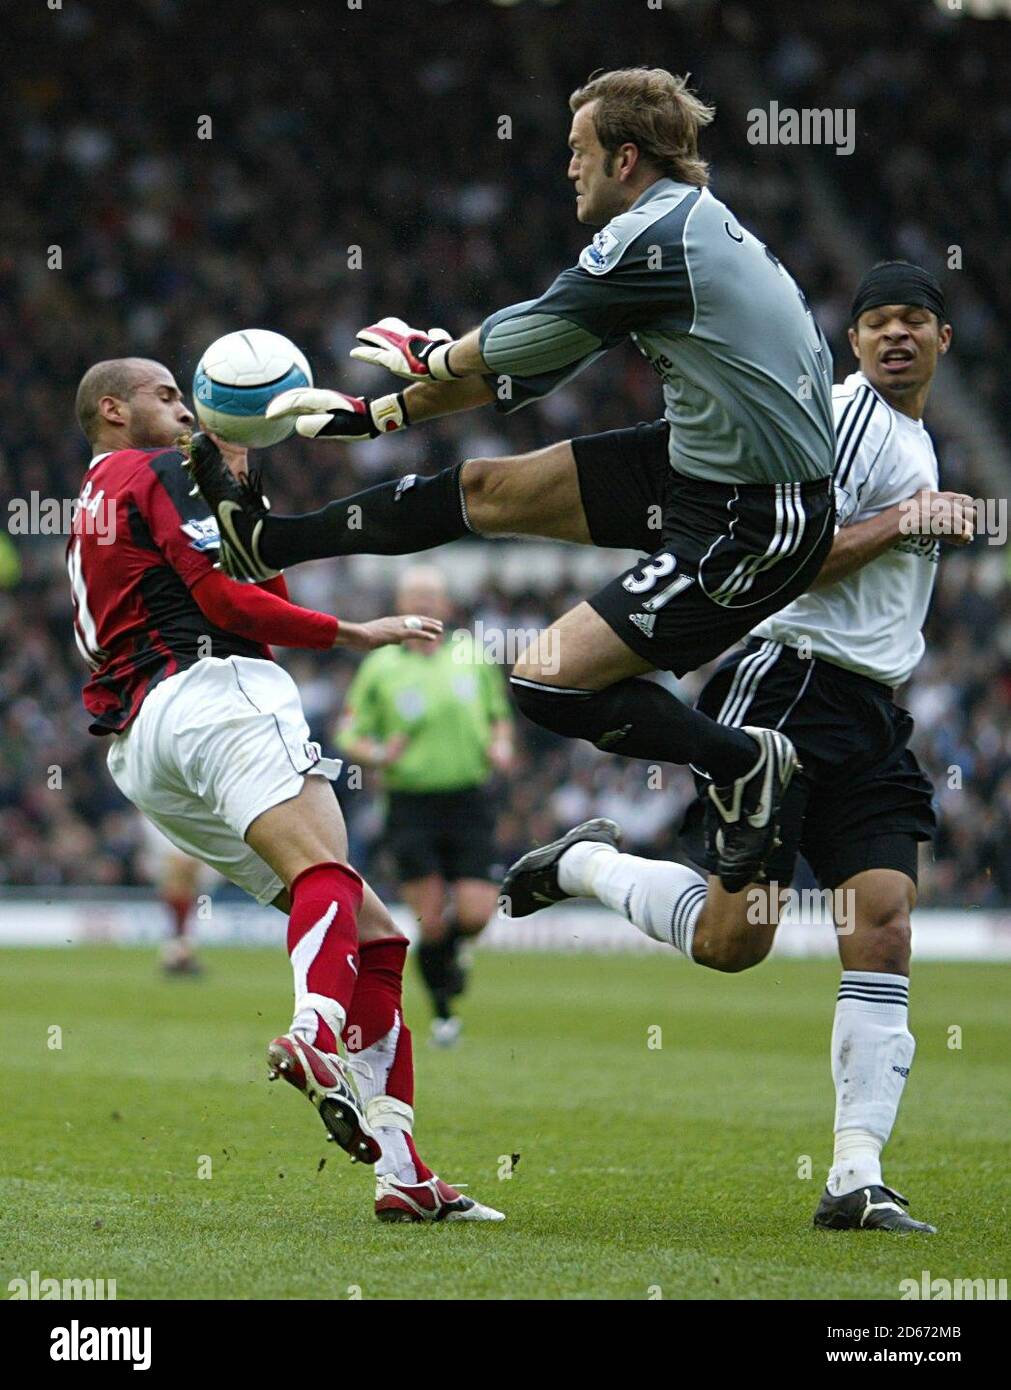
xmin=850 ymin=262 xmax=947 ymax=325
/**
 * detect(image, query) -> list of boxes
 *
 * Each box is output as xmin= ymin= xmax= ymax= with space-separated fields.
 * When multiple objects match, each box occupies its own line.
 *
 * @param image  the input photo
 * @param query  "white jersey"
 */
xmin=753 ymin=371 xmax=940 ymax=686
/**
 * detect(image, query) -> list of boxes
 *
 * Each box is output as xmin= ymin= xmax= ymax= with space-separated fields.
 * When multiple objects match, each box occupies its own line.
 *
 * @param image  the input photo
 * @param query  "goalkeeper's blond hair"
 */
xmin=570 ymin=68 xmax=714 ymax=188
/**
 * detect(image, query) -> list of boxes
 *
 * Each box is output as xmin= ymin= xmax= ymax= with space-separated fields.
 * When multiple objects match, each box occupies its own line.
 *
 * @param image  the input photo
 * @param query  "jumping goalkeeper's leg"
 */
xmin=256 ymin=442 xmax=589 ymax=569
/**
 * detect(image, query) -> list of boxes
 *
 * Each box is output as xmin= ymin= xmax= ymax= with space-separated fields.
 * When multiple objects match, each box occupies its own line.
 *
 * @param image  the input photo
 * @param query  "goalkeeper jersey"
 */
xmin=480 ymin=177 xmax=834 ymax=488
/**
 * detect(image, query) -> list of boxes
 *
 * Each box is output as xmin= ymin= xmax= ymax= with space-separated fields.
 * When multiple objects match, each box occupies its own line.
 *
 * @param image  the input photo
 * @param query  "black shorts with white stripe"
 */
xmin=584 ymin=468 xmax=834 ymax=676
xmin=680 ymin=638 xmax=936 ymax=889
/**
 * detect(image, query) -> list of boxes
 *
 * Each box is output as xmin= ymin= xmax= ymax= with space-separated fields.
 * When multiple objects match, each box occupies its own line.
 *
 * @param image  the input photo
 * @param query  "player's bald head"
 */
xmin=396 ymin=564 xmax=450 ymax=617
xmin=75 ymin=358 xmax=171 ymax=442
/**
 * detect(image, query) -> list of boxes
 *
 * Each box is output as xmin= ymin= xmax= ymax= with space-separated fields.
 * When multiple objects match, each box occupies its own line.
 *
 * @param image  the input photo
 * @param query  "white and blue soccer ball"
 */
xmin=193 ymin=329 xmax=312 ymax=448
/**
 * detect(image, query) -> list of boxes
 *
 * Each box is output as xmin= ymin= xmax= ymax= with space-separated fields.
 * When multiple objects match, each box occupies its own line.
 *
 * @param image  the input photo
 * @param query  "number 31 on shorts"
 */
xmin=622 ymin=552 xmax=695 ymax=610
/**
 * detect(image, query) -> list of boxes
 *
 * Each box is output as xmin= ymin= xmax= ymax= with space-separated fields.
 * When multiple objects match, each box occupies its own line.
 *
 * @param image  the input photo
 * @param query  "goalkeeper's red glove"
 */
xmin=265 ymin=389 xmax=409 ymax=441
xmin=350 ymin=317 xmax=459 ymax=381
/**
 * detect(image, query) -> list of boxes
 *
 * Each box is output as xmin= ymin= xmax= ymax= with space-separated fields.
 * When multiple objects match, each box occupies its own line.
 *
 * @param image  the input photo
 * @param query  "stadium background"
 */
xmin=2 ymin=0 xmax=1009 ymax=914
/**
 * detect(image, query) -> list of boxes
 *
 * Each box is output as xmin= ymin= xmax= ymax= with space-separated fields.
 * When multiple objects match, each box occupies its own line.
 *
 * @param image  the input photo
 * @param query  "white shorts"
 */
xmin=107 ymin=656 xmax=342 ymax=905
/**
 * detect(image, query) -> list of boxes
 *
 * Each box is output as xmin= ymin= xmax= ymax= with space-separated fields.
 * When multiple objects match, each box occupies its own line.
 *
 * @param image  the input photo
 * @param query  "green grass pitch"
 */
xmin=1 ymin=947 xmax=1008 ymax=1300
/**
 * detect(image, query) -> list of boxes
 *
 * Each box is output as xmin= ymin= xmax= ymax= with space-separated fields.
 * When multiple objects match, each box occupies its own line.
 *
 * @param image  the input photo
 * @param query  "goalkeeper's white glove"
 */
xmin=265 ymin=389 xmax=409 ymax=440
xmin=349 ymin=317 xmax=459 ymax=381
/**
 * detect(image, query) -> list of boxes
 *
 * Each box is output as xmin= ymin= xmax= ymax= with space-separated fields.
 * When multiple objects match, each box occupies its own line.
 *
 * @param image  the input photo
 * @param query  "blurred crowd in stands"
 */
xmin=2 ymin=0 xmax=1008 ymax=905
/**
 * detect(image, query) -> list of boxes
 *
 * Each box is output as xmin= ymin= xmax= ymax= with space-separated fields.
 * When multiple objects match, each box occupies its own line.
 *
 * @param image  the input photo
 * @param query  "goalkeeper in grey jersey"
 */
xmin=195 ymin=68 xmax=836 ymax=893
xmin=503 ymin=260 xmax=968 ymax=1235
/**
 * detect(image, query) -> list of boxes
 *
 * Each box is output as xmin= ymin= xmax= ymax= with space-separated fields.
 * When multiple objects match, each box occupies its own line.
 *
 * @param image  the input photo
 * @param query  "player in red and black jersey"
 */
xmin=67 ymin=357 xmax=503 ymax=1223
xmin=68 ymin=360 xmax=345 ymax=733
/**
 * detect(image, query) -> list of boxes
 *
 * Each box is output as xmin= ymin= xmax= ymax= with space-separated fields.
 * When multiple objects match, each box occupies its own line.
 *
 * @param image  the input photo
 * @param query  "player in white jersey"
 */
xmin=503 ymin=262 xmax=974 ymax=1233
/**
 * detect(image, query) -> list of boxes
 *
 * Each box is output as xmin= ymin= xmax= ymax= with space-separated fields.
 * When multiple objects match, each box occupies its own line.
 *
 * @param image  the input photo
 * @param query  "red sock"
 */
xmin=165 ymin=894 xmax=193 ymax=938
xmin=404 ymin=1133 xmax=432 ymax=1184
xmin=287 ymin=861 xmax=362 ymax=1052
xmin=343 ymin=937 xmax=432 ymax=1183
xmin=385 ymin=997 xmax=415 ymax=1110
xmin=344 ymin=937 xmax=409 ymax=1054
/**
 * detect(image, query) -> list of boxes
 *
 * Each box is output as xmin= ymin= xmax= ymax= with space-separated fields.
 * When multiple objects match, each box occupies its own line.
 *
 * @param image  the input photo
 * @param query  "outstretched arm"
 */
xmin=433 ymin=326 xmax=489 ymax=379
xmin=812 ymin=489 xmax=975 ymax=589
xmin=271 ymin=229 xmax=669 ymax=438
xmin=401 ymin=370 xmax=495 ymax=422
xmin=191 ymin=570 xmax=443 ymax=652
xmin=350 ymin=292 xmax=610 ymax=409
xmin=265 ymin=357 xmax=494 ymax=439
xmin=348 ymin=213 xmax=689 ymax=414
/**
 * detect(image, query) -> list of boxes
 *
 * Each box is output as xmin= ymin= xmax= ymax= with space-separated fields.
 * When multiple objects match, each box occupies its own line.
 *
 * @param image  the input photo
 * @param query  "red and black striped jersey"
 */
xmin=67 ymin=446 xmax=272 ymax=735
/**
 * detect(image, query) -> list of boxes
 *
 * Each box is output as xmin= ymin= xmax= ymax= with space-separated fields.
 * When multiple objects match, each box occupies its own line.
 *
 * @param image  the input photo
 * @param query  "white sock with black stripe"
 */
xmin=558 ymin=842 xmax=706 ymax=958
xmin=827 ymin=971 xmax=914 ymax=1196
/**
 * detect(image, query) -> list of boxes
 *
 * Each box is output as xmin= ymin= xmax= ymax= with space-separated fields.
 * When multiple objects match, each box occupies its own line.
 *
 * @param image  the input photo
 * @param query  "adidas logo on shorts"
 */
xmin=629 ymin=612 xmax=656 ymax=638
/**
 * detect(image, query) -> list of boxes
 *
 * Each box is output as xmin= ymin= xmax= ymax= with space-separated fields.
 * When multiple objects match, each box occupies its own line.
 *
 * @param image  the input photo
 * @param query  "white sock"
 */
xmin=343 ymin=1015 xmax=419 ymax=1184
xmin=375 ymin=1129 xmax=415 ymax=1183
xmin=559 ymin=841 xmax=706 ymax=958
xmin=345 ymin=1017 xmax=399 ymax=1105
xmin=827 ymin=971 xmax=913 ymax=1196
xmin=557 ymin=839 xmax=618 ymax=896
xmin=291 ymin=997 xmax=346 ymax=1048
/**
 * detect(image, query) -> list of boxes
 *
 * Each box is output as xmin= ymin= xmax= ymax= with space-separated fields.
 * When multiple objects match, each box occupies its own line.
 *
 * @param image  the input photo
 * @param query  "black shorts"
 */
xmin=385 ymin=785 xmax=498 ymax=883
xmin=572 ymin=421 xmax=835 ymax=676
xmin=680 ymin=639 xmax=937 ymax=889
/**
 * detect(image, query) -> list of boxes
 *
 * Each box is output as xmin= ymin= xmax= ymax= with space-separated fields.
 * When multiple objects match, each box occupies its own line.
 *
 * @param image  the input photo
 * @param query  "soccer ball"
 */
xmin=192 ymin=329 xmax=312 ymax=448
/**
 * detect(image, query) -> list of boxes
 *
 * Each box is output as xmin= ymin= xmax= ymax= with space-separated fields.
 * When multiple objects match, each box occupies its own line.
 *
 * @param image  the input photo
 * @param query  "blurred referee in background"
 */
xmin=338 ymin=566 xmax=514 ymax=1046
